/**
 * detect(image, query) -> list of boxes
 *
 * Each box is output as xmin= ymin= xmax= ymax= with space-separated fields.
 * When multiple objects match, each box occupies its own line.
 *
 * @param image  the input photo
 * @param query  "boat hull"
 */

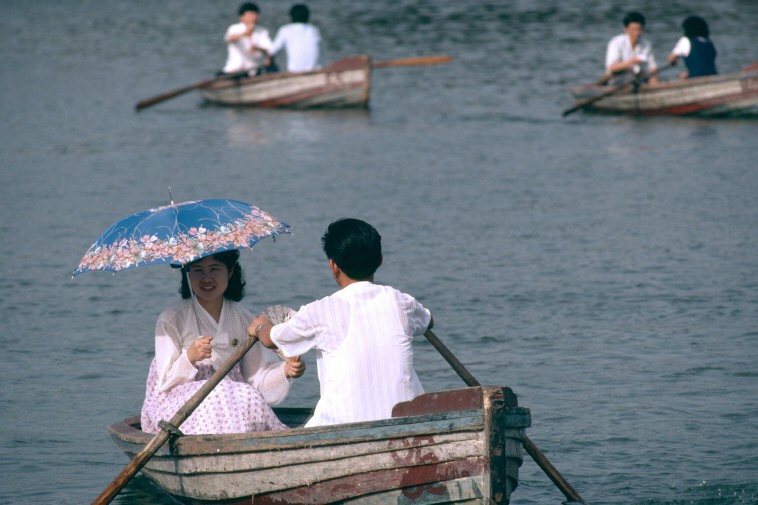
xmin=108 ymin=386 xmax=530 ymax=504
xmin=200 ymin=55 xmax=371 ymax=109
xmin=570 ymin=66 xmax=758 ymax=116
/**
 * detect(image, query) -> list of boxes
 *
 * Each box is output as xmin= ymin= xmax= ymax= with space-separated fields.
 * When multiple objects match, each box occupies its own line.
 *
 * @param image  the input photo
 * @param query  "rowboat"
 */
xmin=200 ymin=55 xmax=371 ymax=108
xmin=569 ymin=64 xmax=758 ymax=116
xmin=108 ymin=385 xmax=531 ymax=504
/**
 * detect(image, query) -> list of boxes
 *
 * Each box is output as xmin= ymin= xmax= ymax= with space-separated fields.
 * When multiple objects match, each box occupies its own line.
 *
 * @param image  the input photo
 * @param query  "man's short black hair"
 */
xmin=239 ymin=2 xmax=260 ymax=16
xmin=321 ymin=218 xmax=382 ymax=280
xmin=290 ymin=4 xmax=310 ymax=23
xmin=623 ymin=11 xmax=646 ymax=27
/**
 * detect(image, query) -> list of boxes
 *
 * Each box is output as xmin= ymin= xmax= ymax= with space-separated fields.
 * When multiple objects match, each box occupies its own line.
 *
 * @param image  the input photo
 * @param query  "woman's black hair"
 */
xmin=180 ymin=250 xmax=246 ymax=301
xmin=682 ymin=16 xmax=709 ymax=39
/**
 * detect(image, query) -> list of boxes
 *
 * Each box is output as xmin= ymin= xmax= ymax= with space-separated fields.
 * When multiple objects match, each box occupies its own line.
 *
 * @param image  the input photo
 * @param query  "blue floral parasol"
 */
xmin=73 ymin=199 xmax=290 ymax=275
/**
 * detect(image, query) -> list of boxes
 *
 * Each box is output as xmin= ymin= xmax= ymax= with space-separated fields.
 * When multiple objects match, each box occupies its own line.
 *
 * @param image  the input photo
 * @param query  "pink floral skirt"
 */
xmin=140 ymin=359 xmax=287 ymax=435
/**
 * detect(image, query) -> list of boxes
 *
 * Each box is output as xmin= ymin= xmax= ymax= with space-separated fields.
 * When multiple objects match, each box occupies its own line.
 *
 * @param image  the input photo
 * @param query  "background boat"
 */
xmin=200 ymin=55 xmax=371 ymax=109
xmin=569 ymin=64 xmax=758 ymax=116
xmin=108 ymin=386 xmax=531 ymax=504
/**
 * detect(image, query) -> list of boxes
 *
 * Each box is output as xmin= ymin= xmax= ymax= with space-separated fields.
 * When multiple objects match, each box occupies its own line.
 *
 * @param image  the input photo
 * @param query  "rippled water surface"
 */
xmin=1 ymin=1 xmax=757 ymax=504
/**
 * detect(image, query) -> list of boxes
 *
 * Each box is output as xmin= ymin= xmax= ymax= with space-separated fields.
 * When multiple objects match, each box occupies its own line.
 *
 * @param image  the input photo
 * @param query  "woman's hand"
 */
xmin=284 ymin=357 xmax=305 ymax=378
xmin=187 ymin=336 xmax=213 ymax=365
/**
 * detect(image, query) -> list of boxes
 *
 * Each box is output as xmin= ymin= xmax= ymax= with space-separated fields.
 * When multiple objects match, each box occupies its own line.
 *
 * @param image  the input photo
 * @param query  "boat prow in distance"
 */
xmin=108 ymin=385 xmax=531 ymax=504
xmin=570 ymin=63 xmax=758 ymax=117
xmin=201 ymin=55 xmax=371 ymax=109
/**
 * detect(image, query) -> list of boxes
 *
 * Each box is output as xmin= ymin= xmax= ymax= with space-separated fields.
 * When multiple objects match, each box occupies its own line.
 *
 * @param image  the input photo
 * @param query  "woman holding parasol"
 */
xmin=140 ymin=250 xmax=305 ymax=435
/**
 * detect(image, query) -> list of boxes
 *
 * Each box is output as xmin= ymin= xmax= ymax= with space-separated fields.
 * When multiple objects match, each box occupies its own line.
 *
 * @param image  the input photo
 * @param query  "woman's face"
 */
xmin=188 ymin=256 xmax=232 ymax=304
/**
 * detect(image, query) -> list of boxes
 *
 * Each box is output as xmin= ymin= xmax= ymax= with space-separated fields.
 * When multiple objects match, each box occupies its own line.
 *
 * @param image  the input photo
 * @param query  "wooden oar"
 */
xmin=562 ymin=64 xmax=674 ymax=117
xmin=134 ymin=70 xmax=251 ymax=111
xmin=91 ymin=334 xmax=259 ymax=505
xmin=423 ymin=329 xmax=587 ymax=504
xmin=371 ymin=54 xmax=452 ymax=69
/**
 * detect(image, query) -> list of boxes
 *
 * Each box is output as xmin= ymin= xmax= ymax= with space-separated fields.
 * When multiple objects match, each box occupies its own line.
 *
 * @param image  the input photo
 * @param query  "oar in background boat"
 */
xmin=562 ymin=63 xmax=674 ymax=117
xmin=371 ymin=54 xmax=452 ymax=69
xmin=134 ymin=69 xmax=252 ymax=111
xmin=423 ymin=329 xmax=588 ymax=504
xmin=91 ymin=334 xmax=259 ymax=505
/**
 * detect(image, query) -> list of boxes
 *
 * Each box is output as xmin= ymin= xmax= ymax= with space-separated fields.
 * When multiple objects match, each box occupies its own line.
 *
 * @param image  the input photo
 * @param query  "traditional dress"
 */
xmin=270 ymin=281 xmax=430 ymax=427
xmin=141 ymin=298 xmax=289 ymax=434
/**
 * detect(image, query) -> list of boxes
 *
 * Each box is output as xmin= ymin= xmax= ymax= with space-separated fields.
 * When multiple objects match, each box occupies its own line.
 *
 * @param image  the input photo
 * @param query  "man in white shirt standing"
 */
xmin=604 ymin=11 xmax=658 ymax=85
xmin=267 ymin=4 xmax=321 ymax=72
xmin=222 ymin=3 xmax=273 ymax=76
xmin=249 ymin=218 xmax=433 ymax=428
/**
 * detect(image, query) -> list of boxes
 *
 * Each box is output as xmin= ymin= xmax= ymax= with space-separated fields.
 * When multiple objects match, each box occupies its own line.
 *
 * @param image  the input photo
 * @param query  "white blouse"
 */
xmin=154 ymin=298 xmax=291 ymax=405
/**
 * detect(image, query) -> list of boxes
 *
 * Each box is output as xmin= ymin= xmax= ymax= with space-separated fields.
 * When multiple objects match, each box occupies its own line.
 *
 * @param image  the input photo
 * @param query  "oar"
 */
xmin=134 ymin=70 xmax=251 ymax=111
xmin=423 ymin=329 xmax=587 ymax=504
xmin=91 ymin=334 xmax=259 ymax=505
xmin=561 ymin=80 xmax=634 ymax=117
xmin=371 ymin=54 xmax=452 ymax=69
xmin=562 ymin=64 xmax=673 ymax=117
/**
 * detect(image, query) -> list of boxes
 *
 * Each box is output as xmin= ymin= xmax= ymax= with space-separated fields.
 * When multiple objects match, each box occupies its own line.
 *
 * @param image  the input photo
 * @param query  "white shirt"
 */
xmin=670 ymin=36 xmax=692 ymax=57
xmin=269 ymin=23 xmax=321 ymax=72
xmin=605 ymin=33 xmax=657 ymax=78
xmin=271 ymin=282 xmax=431 ymax=427
xmin=154 ymin=298 xmax=291 ymax=405
xmin=223 ymin=22 xmax=273 ymax=73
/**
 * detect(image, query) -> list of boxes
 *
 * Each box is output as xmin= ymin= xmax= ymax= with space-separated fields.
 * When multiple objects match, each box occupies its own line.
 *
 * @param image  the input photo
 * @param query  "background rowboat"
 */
xmin=108 ymin=386 xmax=530 ymax=504
xmin=569 ymin=64 xmax=758 ymax=117
xmin=200 ymin=55 xmax=372 ymax=109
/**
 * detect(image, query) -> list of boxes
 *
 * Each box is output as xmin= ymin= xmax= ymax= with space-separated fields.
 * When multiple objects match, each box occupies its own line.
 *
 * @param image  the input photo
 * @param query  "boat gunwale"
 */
xmin=204 ymin=55 xmax=371 ymax=92
xmin=571 ymin=67 xmax=758 ymax=96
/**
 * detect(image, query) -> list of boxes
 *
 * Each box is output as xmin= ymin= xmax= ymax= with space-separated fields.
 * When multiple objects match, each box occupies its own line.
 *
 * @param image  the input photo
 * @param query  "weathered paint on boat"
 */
xmin=108 ymin=386 xmax=531 ymax=504
xmin=200 ymin=55 xmax=371 ymax=108
xmin=570 ymin=65 xmax=758 ymax=116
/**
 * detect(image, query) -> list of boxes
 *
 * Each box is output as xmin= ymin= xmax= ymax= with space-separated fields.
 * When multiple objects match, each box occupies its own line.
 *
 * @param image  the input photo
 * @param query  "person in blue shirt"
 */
xmin=667 ymin=16 xmax=717 ymax=79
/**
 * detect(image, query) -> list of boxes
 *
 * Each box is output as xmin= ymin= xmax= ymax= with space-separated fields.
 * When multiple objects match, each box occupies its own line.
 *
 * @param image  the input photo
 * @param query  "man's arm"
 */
xmin=248 ymin=315 xmax=277 ymax=349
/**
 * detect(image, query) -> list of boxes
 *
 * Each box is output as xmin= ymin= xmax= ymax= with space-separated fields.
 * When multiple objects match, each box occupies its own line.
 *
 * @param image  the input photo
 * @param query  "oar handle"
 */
xmin=372 ymin=54 xmax=452 ymax=69
xmin=134 ymin=70 xmax=250 ymax=111
xmin=423 ymin=328 xmax=587 ymax=504
xmin=424 ymin=330 xmax=480 ymax=387
xmin=91 ymin=334 xmax=259 ymax=505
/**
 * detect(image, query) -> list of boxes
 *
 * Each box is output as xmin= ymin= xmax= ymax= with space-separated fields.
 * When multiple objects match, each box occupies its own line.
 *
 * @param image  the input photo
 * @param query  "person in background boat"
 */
xmin=604 ymin=11 xmax=659 ymax=85
xmin=140 ymin=250 xmax=305 ymax=435
xmin=667 ymin=16 xmax=717 ymax=79
xmin=249 ymin=218 xmax=432 ymax=427
xmin=220 ymin=3 xmax=275 ymax=76
xmin=265 ymin=4 xmax=321 ymax=72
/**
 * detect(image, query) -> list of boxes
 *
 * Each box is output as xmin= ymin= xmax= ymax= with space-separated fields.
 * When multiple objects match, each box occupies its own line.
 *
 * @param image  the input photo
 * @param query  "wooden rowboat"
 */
xmin=108 ymin=385 xmax=531 ymax=504
xmin=569 ymin=64 xmax=758 ymax=116
xmin=200 ymin=55 xmax=371 ymax=109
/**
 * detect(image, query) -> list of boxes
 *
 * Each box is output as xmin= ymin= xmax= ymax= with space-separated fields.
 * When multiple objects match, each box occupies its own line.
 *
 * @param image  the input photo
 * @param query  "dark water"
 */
xmin=1 ymin=1 xmax=757 ymax=504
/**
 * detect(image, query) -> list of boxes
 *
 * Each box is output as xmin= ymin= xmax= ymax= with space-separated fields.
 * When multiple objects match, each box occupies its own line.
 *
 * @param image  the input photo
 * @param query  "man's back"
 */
xmin=270 ymin=22 xmax=321 ymax=72
xmin=272 ymin=282 xmax=430 ymax=427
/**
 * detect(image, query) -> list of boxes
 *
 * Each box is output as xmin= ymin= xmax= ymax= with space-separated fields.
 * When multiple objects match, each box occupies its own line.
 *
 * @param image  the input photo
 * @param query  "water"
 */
xmin=1 ymin=1 xmax=757 ymax=504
